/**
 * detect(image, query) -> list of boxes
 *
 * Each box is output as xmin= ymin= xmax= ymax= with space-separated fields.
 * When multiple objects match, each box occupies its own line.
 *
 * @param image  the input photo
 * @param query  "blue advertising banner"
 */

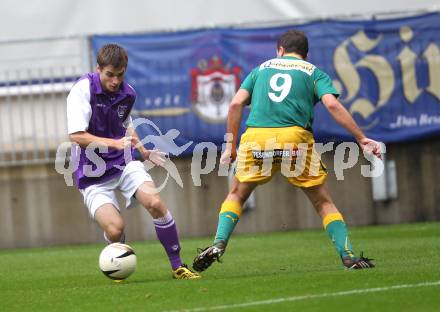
xmin=91 ymin=12 xmax=440 ymax=155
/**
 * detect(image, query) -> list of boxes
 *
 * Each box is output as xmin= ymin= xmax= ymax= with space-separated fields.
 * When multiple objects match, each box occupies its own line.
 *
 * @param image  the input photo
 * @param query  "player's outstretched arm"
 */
xmin=321 ymin=94 xmax=382 ymax=158
xmin=220 ymin=89 xmax=250 ymax=164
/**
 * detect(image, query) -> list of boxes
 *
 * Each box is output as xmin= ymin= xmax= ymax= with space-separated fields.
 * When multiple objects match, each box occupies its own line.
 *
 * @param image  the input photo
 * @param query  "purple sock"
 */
xmin=153 ymin=211 xmax=183 ymax=270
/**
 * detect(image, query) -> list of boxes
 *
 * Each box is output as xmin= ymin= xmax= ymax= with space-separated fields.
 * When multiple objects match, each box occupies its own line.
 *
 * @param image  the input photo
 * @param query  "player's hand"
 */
xmin=142 ymin=149 xmax=167 ymax=167
xmin=112 ymin=136 xmax=137 ymax=150
xmin=358 ymin=137 xmax=383 ymax=159
xmin=220 ymin=148 xmax=237 ymax=164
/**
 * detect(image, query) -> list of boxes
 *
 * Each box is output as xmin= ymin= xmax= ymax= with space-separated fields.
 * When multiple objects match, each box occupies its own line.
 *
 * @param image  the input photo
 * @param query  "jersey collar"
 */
xmin=280 ymin=53 xmax=304 ymax=60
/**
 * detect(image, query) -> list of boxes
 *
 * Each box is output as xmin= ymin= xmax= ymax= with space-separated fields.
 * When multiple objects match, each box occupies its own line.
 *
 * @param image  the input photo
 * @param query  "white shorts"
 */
xmin=80 ymin=161 xmax=153 ymax=218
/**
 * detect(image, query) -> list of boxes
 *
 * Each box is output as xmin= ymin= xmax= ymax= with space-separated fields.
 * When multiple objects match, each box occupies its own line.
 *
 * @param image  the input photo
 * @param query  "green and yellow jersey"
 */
xmin=240 ymin=56 xmax=339 ymax=130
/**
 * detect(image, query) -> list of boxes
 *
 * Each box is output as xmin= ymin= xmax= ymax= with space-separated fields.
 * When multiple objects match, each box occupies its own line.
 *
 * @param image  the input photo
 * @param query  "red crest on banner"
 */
xmin=190 ymin=55 xmax=241 ymax=122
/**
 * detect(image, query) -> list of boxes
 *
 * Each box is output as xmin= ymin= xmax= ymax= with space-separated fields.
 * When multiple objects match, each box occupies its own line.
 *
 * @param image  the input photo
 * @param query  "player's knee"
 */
xmin=105 ymin=222 xmax=125 ymax=242
xmin=144 ymin=196 xmax=165 ymax=216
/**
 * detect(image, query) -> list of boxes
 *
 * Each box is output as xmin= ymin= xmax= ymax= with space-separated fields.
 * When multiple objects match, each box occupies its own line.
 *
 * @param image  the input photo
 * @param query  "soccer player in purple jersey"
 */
xmin=67 ymin=43 xmax=200 ymax=279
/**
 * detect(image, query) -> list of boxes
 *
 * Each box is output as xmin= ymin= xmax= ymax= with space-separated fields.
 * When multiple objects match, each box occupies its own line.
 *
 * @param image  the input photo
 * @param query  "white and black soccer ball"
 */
xmin=99 ymin=243 xmax=137 ymax=280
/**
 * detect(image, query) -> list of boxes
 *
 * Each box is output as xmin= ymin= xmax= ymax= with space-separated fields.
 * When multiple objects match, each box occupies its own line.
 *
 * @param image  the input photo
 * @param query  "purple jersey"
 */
xmin=68 ymin=72 xmax=136 ymax=189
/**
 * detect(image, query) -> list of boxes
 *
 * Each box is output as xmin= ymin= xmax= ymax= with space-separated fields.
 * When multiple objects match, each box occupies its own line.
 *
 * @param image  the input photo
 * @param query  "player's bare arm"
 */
xmin=321 ymin=93 xmax=382 ymax=158
xmin=69 ymin=131 xmax=137 ymax=150
xmin=220 ymin=89 xmax=250 ymax=164
xmin=126 ymin=127 xmax=166 ymax=166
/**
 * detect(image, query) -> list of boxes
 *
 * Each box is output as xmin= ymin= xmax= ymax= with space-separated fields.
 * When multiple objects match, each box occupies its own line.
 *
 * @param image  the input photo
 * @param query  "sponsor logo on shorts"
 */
xmin=252 ymin=149 xmax=302 ymax=160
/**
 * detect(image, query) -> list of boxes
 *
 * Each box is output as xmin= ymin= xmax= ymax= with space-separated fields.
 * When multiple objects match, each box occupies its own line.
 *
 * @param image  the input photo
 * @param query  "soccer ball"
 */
xmin=99 ymin=243 xmax=137 ymax=280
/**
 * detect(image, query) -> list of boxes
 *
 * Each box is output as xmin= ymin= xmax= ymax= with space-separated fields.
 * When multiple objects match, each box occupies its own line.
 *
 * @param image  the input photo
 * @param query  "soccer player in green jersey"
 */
xmin=193 ymin=30 xmax=381 ymax=271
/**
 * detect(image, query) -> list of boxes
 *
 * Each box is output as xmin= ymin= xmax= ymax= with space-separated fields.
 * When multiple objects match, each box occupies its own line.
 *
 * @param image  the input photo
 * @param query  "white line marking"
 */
xmin=165 ymin=280 xmax=440 ymax=312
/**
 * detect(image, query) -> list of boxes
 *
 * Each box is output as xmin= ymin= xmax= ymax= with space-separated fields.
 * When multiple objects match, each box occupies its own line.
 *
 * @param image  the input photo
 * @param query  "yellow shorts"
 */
xmin=235 ymin=126 xmax=327 ymax=188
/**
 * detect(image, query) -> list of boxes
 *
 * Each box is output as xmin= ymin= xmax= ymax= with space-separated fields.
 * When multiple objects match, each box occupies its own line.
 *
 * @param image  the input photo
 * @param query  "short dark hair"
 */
xmin=277 ymin=30 xmax=308 ymax=59
xmin=96 ymin=43 xmax=128 ymax=69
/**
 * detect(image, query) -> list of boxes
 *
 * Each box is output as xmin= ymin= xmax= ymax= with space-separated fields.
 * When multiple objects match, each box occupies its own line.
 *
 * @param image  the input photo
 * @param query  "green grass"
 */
xmin=1 ymin=222 xmax=440 ymax=312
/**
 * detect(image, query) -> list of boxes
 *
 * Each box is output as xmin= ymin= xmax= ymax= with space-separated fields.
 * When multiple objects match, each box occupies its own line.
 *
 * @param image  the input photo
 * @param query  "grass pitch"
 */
xmin=1 ymin=222 xmax=439 ymax=312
